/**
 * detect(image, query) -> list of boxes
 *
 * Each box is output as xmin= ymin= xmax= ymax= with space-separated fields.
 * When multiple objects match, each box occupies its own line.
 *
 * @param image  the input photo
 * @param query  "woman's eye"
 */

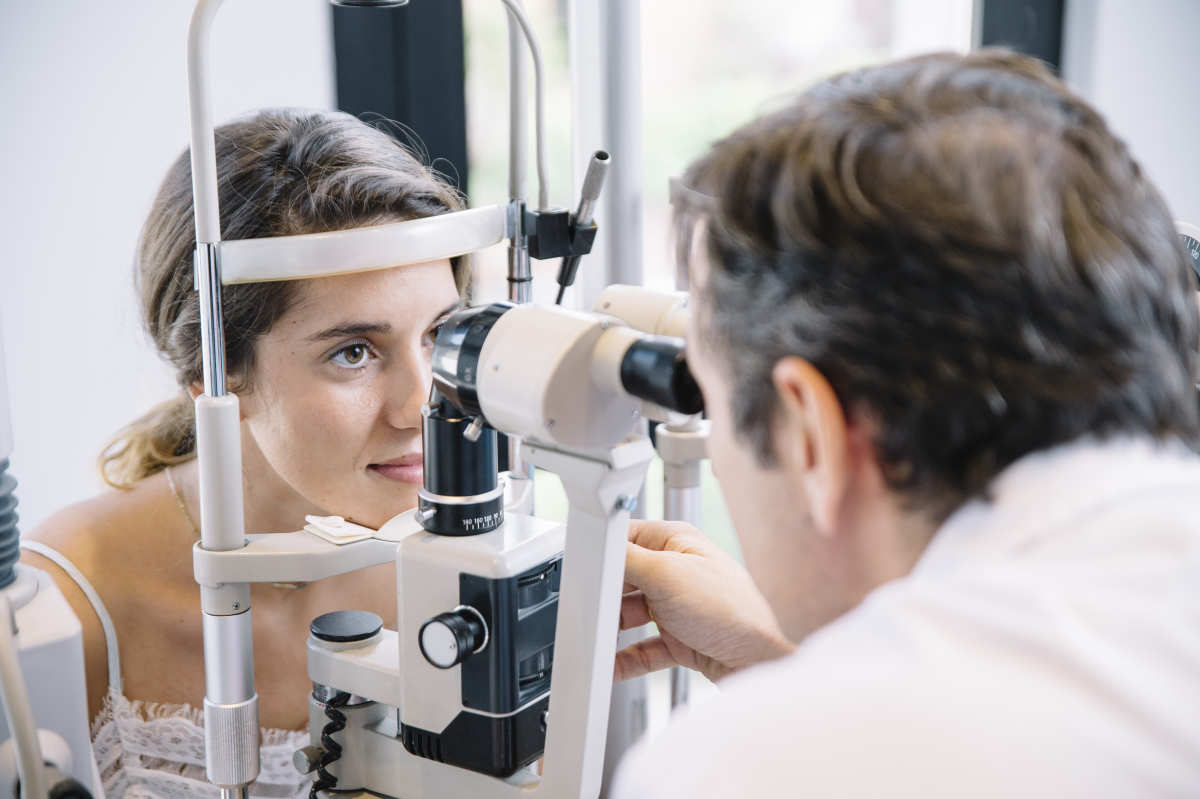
xmin=330 ymin=343 xmax=370 ymax=369
xmin=426 ymin=322 xmax=447 ymax=348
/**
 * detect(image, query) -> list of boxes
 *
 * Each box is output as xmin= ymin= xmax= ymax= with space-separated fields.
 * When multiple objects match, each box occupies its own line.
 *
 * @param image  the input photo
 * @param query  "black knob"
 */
xmin=311 ymin=610 xmax=382 ymax=643
xmin=419 ymin=609 xmax=487 ymax=669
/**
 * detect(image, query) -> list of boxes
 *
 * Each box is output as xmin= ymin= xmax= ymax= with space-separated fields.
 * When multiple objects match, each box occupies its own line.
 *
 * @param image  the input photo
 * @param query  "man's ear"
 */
xmin=771 ymin=357 xmax=848 ymax=537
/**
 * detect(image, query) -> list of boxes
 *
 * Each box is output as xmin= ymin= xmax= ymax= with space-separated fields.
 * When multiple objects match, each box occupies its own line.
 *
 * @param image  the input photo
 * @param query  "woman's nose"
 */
xmin=381 ymin=345 xmax=432 ymax=430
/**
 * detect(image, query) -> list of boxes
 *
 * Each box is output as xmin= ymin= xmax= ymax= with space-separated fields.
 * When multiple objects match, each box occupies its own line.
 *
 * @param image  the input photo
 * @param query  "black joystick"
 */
xmin=419 ymin=608 xmax=488 ymax=669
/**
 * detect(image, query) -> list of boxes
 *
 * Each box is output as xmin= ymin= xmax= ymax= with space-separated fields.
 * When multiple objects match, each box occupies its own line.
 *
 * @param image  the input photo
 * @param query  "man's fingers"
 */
xmin=623 ymin=541 xmax=664 ymax=593
xmin=619 ymin=591 xmax=652 ymax=630
xmin=628 ymin=519 xmax=706 ymax=553
xmin=613 ymin=635 xmax=681 ymax=682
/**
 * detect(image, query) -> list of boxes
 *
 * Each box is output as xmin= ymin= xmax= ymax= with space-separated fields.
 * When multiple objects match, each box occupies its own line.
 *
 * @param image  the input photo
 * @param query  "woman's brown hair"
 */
xmin=100 ymin=108 xmax=470 ymax=489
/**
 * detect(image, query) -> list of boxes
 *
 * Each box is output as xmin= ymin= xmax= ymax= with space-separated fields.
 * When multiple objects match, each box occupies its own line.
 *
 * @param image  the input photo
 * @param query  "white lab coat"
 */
xmin=612 ymin=436 xmax=1200 ymax=798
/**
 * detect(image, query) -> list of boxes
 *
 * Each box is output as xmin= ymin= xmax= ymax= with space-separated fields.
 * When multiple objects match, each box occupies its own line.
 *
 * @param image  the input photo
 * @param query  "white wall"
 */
xmin=1062 ymin=0 xmax=1200 ymax=225
xmin=0 ymin=0 xmax=335 ymax=531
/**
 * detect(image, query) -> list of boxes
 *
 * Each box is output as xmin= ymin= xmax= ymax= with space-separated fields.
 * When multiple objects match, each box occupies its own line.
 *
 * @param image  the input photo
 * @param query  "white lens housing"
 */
xmin=593 ymin=284 xmax=690 ymax=338
xmin=475 ymin=305 xmax=642 ymax=449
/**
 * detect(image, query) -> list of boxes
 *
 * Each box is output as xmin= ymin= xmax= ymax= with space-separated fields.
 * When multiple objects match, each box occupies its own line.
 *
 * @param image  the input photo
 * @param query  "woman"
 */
xmin=19 ymin=107 xmax=468 ymax=799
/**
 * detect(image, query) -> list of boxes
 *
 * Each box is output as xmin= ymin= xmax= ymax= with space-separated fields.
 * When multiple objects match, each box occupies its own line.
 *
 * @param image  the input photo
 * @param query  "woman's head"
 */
xmin=104 ymin=108 xmax=469 ymax=527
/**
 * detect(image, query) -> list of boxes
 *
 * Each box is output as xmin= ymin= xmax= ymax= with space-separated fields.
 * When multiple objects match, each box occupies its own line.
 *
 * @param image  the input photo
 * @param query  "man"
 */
xmin=611 ymin=50 xmax=1200 ymax=797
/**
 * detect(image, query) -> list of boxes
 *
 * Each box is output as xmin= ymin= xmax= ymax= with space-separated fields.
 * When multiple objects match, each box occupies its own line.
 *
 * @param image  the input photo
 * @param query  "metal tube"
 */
xmin=202 ymin=612 xmax=255 ymax=704
xmin=660 ymin=422 xmax=705 ymax=713
xmin=499 ymin=0 xmax=548 ymax=210
xmin=664 ymin=485 xmax=702 ymax=528
xmin=195 ymin=395 xmax=245 ymax=553
xmin=507 ymin=245 xmax=532 ymax=304
xmin=669 ymin=666 xmax=690 ymax=709
xmin=196 ymin=242 xmax=226 ymax=397
xmin=505 ymin=1 xmax=528 ymax=205
xmin=503 ymin=9 xmax=536 ymax=488
xmin=601 ymin=0 xmax=644 ymax=297
xmin=664 ymin=479 xmax=698 ymax=711
xmin=187 ymin=5 xmax=256 ymax=791
xmin=202 ymin=612 xmax=259 ymax=789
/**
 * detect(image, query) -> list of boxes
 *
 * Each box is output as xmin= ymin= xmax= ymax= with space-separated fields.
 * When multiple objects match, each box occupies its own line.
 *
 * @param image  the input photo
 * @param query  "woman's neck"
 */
xmin=171 ymin=445 xmax=352 ymax=604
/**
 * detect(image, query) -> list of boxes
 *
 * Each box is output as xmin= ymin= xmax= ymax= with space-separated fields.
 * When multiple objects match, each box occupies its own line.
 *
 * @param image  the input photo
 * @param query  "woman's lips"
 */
xmin=368 ymin=455 xmax=423 ymax=485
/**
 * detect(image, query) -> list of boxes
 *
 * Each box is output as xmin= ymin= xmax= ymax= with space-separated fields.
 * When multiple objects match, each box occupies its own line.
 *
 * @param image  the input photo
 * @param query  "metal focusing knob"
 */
xmin=463 ymin=416 xmax=485 ymax=442
xmin=293 ymin=745 xmax=325 ymax=775
xmin=419 ymin=606 xmax=488 ymax=669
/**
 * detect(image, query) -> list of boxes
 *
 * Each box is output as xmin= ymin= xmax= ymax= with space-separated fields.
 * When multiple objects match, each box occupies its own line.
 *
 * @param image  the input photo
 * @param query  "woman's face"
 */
xmin=239 ymin=259 xmax=462 ymax=529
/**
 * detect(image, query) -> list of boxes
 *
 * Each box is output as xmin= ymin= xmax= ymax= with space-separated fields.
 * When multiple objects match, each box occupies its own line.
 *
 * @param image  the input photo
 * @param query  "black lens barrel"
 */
xmin=431 ymin=302 xmax=513 ymax=417
xmin=419 ymin=392 xmax=504 ymax=536
xmin=424 ymin=400 xmax=497 ymax=498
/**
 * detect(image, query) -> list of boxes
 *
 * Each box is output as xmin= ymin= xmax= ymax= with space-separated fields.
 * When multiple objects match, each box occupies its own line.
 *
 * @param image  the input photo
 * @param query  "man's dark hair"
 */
xmin=679 ymin=49 xmax=1200 ymax=516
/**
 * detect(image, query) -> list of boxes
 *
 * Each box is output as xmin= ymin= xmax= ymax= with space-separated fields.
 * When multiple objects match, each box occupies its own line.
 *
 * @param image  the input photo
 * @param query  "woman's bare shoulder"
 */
xmin=22 ymin=472 xmax=186 ymax=584
xmin=17 ymin=482 xmax=176 ymax=719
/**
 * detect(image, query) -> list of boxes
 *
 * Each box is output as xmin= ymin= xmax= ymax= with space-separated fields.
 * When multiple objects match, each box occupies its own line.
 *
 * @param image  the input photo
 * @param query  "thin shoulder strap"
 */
xmin=19 ymin=540 xmax=122 ymax=694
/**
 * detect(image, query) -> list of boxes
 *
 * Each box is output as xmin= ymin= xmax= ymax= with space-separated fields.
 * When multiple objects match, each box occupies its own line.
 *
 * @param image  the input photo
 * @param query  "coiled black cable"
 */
xmin=309 ymin=692 xmax=350 ymax=799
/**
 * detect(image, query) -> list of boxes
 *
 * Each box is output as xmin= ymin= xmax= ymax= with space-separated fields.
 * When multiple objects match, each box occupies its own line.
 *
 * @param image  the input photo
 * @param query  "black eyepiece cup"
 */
xmin=619 ymin=336 xmax=704 ymax=416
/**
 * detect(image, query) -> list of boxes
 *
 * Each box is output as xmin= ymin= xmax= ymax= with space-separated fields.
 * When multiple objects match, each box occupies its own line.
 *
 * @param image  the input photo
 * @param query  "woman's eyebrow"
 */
xmin=433 ymin=299 xmax=466 ymax=322
xmin=304 ymin=321 xmax=393 ymax=342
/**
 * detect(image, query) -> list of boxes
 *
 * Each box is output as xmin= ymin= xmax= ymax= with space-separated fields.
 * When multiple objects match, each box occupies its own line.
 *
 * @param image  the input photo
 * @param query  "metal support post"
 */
xmin=505 ymin=1 xmax=535 ymax=488
xmin=187 ymin=1 xmax=259 ymax=791
xmin=656 ymin=418 xmax=711 ymax=711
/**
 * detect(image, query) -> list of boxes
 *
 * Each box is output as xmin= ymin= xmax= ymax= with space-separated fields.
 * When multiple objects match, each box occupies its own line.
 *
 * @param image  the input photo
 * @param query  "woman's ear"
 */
xmin=189 ymin=380 xmax=252 ymax=422
xmin=770 ymin=357 xmax=849 ymax=537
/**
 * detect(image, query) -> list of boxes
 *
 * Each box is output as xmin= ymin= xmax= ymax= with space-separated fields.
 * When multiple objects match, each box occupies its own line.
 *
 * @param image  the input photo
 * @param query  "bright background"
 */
xmin=1 ymin=0 xmax=1197 ymax=558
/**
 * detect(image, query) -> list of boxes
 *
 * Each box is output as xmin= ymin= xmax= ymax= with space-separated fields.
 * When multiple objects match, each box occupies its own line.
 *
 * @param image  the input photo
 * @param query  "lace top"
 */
xmin=21 ymin=541 xmax=312 ymax=799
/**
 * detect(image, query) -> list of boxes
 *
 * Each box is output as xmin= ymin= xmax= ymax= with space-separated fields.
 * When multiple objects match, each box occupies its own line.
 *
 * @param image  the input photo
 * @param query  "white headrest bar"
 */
xmin=220 ymin=204 xmax=508 ymax=285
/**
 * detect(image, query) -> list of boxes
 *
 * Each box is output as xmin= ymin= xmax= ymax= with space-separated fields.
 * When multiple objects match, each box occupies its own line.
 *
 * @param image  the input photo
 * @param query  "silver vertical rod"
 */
xmin=195 ymin=243 xmax=226 ymax=398
xmin=664 ymin=485 xmax=702 ymax=526
xmin=505 ymin=1 xmax=532 ymax=306
xmin=187 ymin=1 xmax=257 ymax=792
xmin=602 ymin=0 xmax=643 ymax=291
xmin=505 ymin=0 xmax=534 ymax=476
xmin=658 ymin=419 xmax=708 ymax=712
xmin=506 ymin=0 xmax=528 ymax=206
xmin=669 ymin=666 xmax=690 ymax=709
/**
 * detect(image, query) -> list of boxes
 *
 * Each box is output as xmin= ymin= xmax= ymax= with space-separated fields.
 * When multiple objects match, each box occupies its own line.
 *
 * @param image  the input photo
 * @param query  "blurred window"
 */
xmin=463 ymin=0 xmax=972 ymax=299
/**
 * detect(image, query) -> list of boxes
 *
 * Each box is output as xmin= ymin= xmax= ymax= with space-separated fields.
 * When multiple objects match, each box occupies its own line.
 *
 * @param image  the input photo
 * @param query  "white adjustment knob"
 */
xmin=418 ymin=607 xmax=488 ymax=669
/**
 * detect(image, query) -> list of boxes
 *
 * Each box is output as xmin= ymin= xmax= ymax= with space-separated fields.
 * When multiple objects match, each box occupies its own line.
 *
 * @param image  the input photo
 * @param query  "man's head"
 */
xmin=680 ymin=50 xmax=1200 ymax=641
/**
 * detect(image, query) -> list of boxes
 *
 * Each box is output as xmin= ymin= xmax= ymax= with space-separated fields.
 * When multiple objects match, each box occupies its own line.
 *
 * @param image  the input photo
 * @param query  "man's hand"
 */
xmin=615 ymin=520 xmax=795 ymax=684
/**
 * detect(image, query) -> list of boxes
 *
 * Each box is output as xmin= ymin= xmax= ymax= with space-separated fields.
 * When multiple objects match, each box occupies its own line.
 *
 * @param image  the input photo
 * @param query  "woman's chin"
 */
xmin=324 ymin=487 xmax=418 ymax=531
